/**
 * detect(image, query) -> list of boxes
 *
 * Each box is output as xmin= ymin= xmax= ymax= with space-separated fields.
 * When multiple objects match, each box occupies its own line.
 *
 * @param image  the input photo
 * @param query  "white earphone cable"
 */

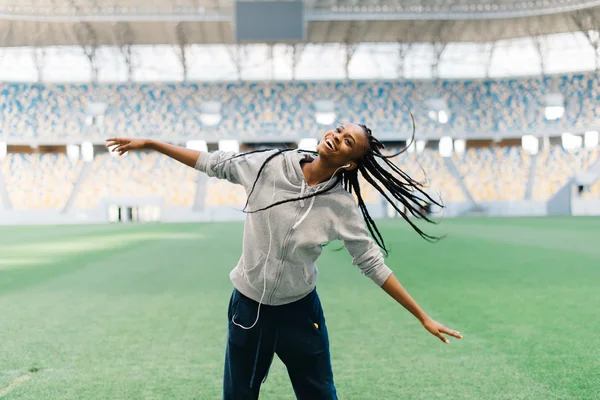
xmin=231 ymin=159 xmax=348 ymax=329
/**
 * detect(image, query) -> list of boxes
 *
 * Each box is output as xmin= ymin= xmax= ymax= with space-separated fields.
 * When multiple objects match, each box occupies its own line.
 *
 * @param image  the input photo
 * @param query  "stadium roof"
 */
xmin=0 ymin=0 xmax=600 ymax=46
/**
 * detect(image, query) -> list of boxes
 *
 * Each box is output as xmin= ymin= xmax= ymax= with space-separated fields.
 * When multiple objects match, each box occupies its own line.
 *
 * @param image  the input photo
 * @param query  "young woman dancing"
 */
xmin=106 ymin=122 xmax=462 ymax=400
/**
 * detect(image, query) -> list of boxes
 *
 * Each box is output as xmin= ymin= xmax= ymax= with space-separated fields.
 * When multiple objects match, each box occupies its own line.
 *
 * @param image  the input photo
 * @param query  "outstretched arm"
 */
xmin=381 ymin=274 xmax=462 ymax=344
xmin=107 ymin=137 xmax=278 ymax=187
xmin=338 ymin=196 xmax=462 ymax=344
xmin=106 ymin=138 xmax=200 ymax=168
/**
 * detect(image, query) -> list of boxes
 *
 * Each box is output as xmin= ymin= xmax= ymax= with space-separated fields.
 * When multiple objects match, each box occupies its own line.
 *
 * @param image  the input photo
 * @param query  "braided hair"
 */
xmin=213 ymin=123 xmax=444 ymax=255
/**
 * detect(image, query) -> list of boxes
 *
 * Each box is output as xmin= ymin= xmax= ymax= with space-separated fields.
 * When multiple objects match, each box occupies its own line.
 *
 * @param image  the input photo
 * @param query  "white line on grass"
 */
xmin=0 ymin=370 xmax=36 ymax=397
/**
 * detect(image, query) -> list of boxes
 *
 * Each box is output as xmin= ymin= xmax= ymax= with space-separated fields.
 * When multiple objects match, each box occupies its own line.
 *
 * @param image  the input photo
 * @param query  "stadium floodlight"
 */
xmin=438 ymin=110 xmax=449 ymax=124
xmin=521 ymin=135 xmax=539 ymax=155
xmin=81 ymin=141 xmax=94 ymax=162
xmin=584 ymin=131 xmax=599 ymax=149
xmin=200 ymin=101 xmax=222 ymax=126
xmin=406 ymin=139 xmax=425 ymax=153
xmin=200 ymin=113 xmax=222 ymax=126
xmin=186 ymin=140 xmax=208 ymax=152
xmin=0 ymin=142 xmax=6 ymax=159
xmin=66 ymin=144 xmax=80 ymax=161
xmin=315 ymin=112 xmax=336 ymax=126
xmin=454 ymin=139 xmax=466 ymax=155
xmin=545 ymin=106 xmax=564 ymax=120
xmin=219 ymin=139 xmax=239 ymax=153
xmin=85 ymin=102 xmax=107 ymax=127
xmin=298 ymin=138 xmax=318 ymax=152
xmin=425 ymin=98 xmax=450 ymax=124
xmin=544 ymin=93 xmax=564 ymax=120
xmin=561 ymin=132 xmax=582 ymax=151
xmin=439 ymin=136 xmax=453 ymax=157
xmin=314 ymin=100 xmax=336 ymax=126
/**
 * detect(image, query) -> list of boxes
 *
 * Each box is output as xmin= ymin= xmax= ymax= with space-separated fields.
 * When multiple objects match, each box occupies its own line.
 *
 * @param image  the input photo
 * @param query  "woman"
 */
xmin=106 ymin=123 xmax=462 ymax=400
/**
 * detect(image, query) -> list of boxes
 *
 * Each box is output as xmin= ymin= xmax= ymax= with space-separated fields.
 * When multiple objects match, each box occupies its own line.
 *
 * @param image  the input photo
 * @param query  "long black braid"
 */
xmin=213 ymin=126 xmax=444 ymax=255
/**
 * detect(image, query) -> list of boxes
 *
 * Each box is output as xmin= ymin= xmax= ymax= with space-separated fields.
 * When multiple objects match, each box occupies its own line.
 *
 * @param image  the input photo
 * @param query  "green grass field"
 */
xmin=1 ymin=217 xmax=599 ymax=399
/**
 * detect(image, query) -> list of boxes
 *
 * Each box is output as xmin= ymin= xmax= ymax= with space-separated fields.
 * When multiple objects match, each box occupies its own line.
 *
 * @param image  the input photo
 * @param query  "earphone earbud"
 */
xmin=343 ymin=164 xmax=351 ymax=168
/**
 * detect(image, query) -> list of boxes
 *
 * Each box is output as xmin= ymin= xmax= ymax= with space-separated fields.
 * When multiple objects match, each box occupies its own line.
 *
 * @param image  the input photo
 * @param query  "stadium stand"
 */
xmin=73 ymin=151 xmax=197 ymax=209
xmin=1 ymin=74 xmax=599 ymax=215
xmin=386 ymin=147 xmax=466 ymax=203
xmin=532 ymin=146 xmax=599 ymax=201
xmin=2 ymin=74 xmax=600 ymax=140
xmin=205 ymin=179 xmax=247 ymax=207
xmin=1 ymin=153 xmax=81 ymax=210
xmin=453 ymin=146 xmax=531 ymax=202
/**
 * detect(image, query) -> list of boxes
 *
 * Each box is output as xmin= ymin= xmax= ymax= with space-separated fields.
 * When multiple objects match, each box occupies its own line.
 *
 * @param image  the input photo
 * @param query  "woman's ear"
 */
xmin=344 ymin=162 xmax=357 ymax=171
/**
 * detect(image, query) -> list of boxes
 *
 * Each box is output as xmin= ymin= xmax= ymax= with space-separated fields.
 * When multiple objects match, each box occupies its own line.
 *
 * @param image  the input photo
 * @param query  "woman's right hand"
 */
xmin=106 ymin=138 xmax=150 ymax=156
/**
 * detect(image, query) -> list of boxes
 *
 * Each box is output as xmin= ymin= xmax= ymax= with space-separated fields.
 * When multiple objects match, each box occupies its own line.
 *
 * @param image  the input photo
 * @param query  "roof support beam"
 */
xmin=113 ymin=22 xmax=135 ymax=81
xmin=533 ymin=36 xmax=547 ymax=75
xmin=291 ymin=44 xmax=304 ymax=81
xmin=33 ymin=47 xmax=45 ymax=82
xmin=175 ymin=23 xmax=188 ymax=81
xmin=485 ymin=42 xmax=496 ymax=78
xmin=345 ymin=43 xmax=357 ymax=79
xmin=571 ymin=9 xmax=600 ymax=70
xmin=397 ymin=43 xmax=410 ymax=79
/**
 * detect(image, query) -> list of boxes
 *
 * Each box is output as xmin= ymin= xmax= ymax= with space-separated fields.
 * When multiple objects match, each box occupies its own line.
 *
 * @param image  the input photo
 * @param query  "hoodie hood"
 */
xmin=283 ymin=150 xmax=343 ymax=193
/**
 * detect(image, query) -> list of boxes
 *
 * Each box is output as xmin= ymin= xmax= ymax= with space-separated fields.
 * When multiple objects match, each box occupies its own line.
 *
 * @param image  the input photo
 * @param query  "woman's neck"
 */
xmin=301 ymin=157 xmax=338 ymax=187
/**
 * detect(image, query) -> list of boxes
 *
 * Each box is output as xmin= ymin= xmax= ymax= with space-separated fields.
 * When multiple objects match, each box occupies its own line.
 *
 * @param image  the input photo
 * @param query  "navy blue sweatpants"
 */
xmin=223 ymin=288 xmax=337 ymax=400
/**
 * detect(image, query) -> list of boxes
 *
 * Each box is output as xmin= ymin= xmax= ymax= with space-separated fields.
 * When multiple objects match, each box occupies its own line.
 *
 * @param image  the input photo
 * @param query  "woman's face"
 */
xmin=316 ymin=123 xmax=370 ymax=170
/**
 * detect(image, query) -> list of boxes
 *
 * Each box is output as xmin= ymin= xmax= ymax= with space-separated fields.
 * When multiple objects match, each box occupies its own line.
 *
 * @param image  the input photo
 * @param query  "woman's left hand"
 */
xmin=422 ymin=317 xmax=462 ymax=344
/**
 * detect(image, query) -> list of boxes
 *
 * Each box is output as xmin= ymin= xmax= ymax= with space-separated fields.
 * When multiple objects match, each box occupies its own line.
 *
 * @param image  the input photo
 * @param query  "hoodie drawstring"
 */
xmin=292 ymin=181 xmax=314 ymax=230
xmin=292 ymin=195 xmax=315 ymax=230
xmin=293 ymin=180 xmax=314 ymax=230
xmin=299 ymin=180 xmax=305 ymax=207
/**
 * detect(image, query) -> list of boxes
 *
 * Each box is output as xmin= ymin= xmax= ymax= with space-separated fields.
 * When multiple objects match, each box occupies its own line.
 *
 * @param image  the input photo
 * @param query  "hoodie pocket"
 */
xmin=301 ymin=263 xmax=318 ymax=286
xmin=240 ymin=253 xmax=268 ymax=292
xmin=241 ymin=252 xmax=266 ymax=273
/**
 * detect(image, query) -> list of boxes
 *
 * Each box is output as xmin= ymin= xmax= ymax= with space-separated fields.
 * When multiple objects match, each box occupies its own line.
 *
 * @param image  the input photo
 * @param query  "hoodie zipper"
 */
xmin=266 ymin=196 xmax=305 ymax=304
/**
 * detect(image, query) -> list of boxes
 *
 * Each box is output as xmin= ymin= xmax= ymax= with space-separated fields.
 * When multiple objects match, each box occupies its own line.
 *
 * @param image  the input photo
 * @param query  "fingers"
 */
xmin=441 ymin=326 xmax=463 ymax=339
xmin=105 ymin=138 xmax=129 ymax=149
xmin=114 ymin=144 xmax=130 ymax=155
xmin=106 ymin=138 xmax=126 ymax=145
xmin=435 ymin=331 xmax=450 ymax=344
xmin=105 ymin=143 xmax=129 ymax=156
xmin=105 ymin=138 xmax=129 ymax=156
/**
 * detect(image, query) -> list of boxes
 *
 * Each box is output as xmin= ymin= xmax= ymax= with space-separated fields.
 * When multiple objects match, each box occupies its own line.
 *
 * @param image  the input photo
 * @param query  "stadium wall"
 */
xmin=2 ymin=200 xmax=585 ymax=226
xmin=476 ymin=201 xmax=548 ymax=217
xmin=3 ymin=200 xmax=600 ymax=226
xmin=572 ymin=199 xmax=600 ymax=216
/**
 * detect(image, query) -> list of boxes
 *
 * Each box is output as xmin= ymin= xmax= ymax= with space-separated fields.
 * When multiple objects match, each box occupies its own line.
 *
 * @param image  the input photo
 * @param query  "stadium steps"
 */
xmin=0 ymin=168 xmax=12 ymax=210
xmin=61 ymin=162 xmax=92 ymax=214
xmin=192 ymin=173 xmax=208 ymax=212
xmin=575 ymin=157 xmax=600 ymax=192
xmin=588 ymin=158 xmax=600 ymax=175
xmin=524 ymin=153 xmax=538 ymax=200
xmin=442 ymin=157 xmax=477 ymax=206
xmin=442 ymin=157 xmax=485 ymax=216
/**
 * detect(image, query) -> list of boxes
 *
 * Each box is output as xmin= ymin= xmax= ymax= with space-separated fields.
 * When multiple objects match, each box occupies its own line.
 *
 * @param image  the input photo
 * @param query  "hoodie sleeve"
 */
xmin=194 ymin=150 xmax=277 ymax=188
xmin=337 ymin=197 xmax=394 ymax=287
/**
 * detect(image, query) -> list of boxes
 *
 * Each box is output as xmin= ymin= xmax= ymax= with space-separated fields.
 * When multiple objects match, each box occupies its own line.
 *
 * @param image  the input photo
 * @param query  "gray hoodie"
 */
xmin=195 ymin=149 xmax=393 ymax=306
